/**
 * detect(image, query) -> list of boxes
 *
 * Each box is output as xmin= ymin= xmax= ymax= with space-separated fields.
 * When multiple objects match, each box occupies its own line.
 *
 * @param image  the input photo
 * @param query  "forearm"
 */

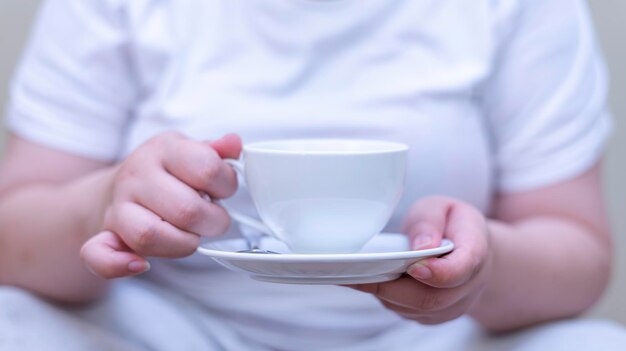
xmin=0 ymin=167 xmax=115 ymax=303
xmin=469 ymin=217 xmax=611 ymax=331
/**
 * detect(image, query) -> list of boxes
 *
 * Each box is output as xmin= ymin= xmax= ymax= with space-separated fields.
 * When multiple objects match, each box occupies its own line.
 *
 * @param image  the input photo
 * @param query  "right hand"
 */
xmin=80 ymin=132 xmax=242 ymax=279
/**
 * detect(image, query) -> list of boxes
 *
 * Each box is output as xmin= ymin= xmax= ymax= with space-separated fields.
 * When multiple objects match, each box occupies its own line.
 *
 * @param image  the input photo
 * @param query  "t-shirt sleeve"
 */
xmin=5 ymin=0 xmax=135 ymax=161
xmin=483 ymin=0 xmax=612 ymax=193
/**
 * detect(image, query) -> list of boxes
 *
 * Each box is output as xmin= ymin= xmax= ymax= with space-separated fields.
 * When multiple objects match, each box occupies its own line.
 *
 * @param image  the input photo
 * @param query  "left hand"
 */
xmin=349 ymin=196 xmax=493 ymax=325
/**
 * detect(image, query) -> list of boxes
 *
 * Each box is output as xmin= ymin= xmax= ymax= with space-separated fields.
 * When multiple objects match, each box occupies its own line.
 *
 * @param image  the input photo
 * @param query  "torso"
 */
xmin=120 ymin=0 xmax=500 ymax=347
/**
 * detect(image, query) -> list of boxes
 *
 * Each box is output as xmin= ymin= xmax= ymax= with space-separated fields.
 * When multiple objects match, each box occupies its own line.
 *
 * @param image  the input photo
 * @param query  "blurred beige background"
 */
xmin=1 ymin=1 xmax=625 ymax=323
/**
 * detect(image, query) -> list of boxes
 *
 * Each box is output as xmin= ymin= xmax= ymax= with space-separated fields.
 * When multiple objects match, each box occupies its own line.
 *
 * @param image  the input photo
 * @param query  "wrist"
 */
xmin=468 ymin=220 xmax=506 ymax=318
xmin=63 ymin=166 xmax=118 ymax=240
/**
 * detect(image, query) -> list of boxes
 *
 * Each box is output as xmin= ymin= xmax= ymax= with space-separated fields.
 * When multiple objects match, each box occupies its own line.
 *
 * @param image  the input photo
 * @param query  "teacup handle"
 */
xmin=216 ymin=159 xmax=274 ymax=237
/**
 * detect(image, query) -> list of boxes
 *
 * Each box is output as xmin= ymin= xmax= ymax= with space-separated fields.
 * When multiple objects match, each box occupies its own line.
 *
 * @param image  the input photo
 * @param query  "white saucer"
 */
xmin=196 ymin=234 xmax=454 ymax=285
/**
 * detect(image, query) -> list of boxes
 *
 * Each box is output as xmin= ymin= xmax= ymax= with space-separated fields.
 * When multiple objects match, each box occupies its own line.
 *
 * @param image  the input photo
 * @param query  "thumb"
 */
xmin=402 ymin=196 xmax=452 ymax=250
xmin=209 ymin=133 xmax=242 ymax=159
xmin=80 ymin=231 xmax=150 ymax=279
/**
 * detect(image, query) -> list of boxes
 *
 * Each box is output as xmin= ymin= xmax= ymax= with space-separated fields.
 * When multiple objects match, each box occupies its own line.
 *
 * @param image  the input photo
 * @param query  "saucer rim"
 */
xmin=250 ymin=273 xmax=403 ymax=285
xmin=196 ymin=234 xmax=454 ymax=262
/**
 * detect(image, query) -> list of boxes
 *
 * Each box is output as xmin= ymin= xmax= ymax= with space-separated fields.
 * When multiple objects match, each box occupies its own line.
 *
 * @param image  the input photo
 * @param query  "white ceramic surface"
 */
xmin=197 ymin=233 xmax=454 ymax=284
xmin=230 ymin=139 xmax=408 ymax=254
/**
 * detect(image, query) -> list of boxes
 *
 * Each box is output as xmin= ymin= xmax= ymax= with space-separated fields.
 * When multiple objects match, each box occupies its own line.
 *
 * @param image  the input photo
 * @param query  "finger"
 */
xmin=208 ymin=133 xmax=243 ymax=159
xmin=162 ymin=138 xmax=238 ymax=199
xmin=408 ymin=202 xmax=488 ymax=288
xmin=106 ymin=202 xmax=201 ymax=257
xmin=80 ymin=231 xmax=150 ymax=279
xmin=402 ymin=196 xmax=453 ymax=250
xmin=128 ymin=172 xmax=231 ymax=237
xmin=390 ymin=293 xmax=477 ymax=325
xmin=377 ymin=297 xmax=420 ymax=316
xmin=350 ymin=276 xmax=464 ymax=313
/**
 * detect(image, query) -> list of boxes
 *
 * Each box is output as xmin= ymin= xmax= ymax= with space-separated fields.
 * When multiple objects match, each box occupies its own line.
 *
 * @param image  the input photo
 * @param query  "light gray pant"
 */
xmin=0 ymin=280 xmax=240 ymax=351
xmin=2 ymin=280 xmax=626 ymax=351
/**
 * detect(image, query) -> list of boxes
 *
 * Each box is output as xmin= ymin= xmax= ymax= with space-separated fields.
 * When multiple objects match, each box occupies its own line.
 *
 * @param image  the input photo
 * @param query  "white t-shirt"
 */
xmin=6 ymin=0 xmax=611 ymax=349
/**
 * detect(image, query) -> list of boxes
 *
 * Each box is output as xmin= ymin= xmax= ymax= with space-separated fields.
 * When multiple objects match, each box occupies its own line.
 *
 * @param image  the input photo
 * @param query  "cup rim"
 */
xmin=243 ymin=139 xmax=408 ymax=155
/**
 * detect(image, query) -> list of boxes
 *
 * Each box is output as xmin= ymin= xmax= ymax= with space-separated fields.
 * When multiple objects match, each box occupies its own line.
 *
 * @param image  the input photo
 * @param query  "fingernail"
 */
xmin=128 ymin=260 xmax=151 ymax=273
xmin=409 ymin=261 xmax=432 ymax=280
xmin=412 ymin=235 xmax=433 ymax=250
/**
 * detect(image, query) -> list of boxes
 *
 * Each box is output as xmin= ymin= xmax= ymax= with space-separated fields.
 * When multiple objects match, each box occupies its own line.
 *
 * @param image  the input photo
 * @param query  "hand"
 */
xmin=80 ymin=132 xmax=242 ymax=279
xmin=349 ymin=196 xmax=493 ymax=325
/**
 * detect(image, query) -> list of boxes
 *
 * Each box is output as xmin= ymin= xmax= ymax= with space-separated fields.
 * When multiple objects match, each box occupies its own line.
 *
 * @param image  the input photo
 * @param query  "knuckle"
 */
xmin=115 ymin=164 xmax=140 ymax=184
xmin=114 ymin=164 xmax=152 ymax=196
xmin=174 ymin=201 xmax=204 ymax=225
xmin=134 ymin=220 xmax=160 ymax=252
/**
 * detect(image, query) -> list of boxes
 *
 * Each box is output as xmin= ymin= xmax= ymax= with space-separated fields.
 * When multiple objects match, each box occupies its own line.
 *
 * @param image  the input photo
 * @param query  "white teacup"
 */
xmin=226 ymin=139 xmax=408 ymax=254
